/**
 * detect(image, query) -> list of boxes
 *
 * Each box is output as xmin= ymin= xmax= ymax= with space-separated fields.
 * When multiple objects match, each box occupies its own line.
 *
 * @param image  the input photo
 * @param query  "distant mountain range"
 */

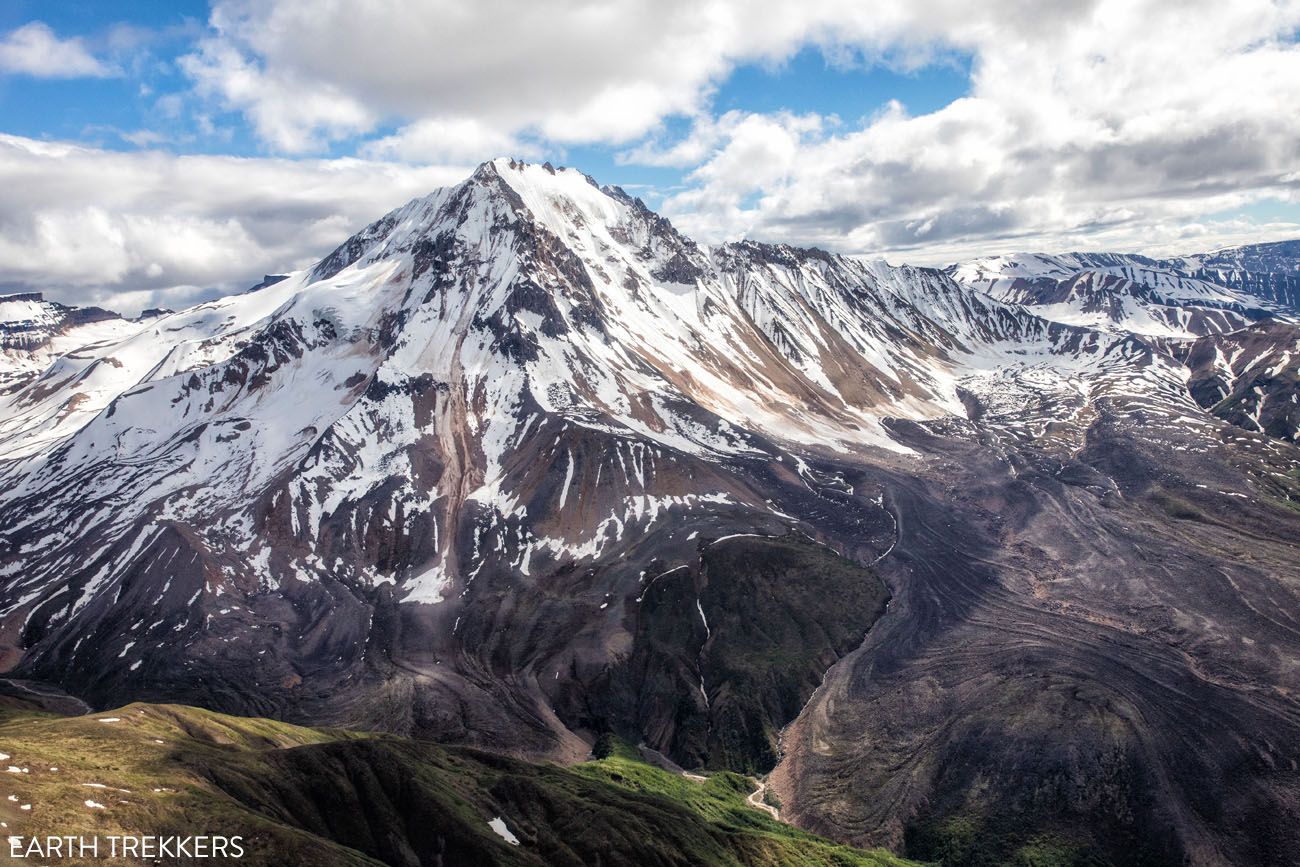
xmin=3 ymin=159 xmax=1299 ymax=865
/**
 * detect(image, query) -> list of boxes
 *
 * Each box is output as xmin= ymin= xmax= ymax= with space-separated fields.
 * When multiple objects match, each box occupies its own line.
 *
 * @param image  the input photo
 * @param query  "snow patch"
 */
xmin=487 ymin=816 xmax=520 ymax=846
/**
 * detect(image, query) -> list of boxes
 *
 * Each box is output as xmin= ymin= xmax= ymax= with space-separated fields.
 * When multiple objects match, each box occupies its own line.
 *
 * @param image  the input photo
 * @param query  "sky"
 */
xmin=2 ymin=0 xmax=1300 ymax=314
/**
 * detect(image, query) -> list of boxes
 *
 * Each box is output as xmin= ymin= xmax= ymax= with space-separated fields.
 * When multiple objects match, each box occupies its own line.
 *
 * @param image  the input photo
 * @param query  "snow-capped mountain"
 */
xmin=0 ymin=293 xmax=155 ymax=396
xmin=948 ymin=244 xmax=1300 ymax=446
xmin=947 ymin=251 xmax=1286 ymax=338
xmin=1183 ymin=319 xmax=1300 ymax=442
xmin=3 ymin=160 xmax=1300 ymax=864
xmin=0 ymin=159 xmax=1171 ymax=636
xmin=1184 ymin=240 xmax=1300 ymax=312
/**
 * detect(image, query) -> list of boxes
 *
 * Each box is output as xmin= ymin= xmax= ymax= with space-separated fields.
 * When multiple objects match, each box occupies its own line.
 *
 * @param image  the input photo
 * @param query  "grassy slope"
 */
xmin=0 ymin=703 xmax=920 ymax=867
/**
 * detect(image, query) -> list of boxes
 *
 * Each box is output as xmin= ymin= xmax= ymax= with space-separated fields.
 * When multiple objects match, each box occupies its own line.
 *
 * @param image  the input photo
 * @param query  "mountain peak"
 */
xmin=477 ymin=156 xmax=634 ymax=236
xmin=310 ymin=157 xmax=693 ymax=288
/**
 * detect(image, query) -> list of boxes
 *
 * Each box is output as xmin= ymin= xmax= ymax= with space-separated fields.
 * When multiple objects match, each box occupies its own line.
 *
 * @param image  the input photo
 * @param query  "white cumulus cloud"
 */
xmin=0 ymin=21 xmax=114 ymax=78
xmin=0 ymin=134 xmax=468 ymax=313
xmin=647 ymin=0 xmax=1300 ymax=261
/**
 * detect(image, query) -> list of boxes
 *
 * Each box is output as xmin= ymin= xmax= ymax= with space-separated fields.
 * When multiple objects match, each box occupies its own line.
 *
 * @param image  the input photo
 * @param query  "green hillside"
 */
xmin=0 ymin=703 xmax=920 ymax=866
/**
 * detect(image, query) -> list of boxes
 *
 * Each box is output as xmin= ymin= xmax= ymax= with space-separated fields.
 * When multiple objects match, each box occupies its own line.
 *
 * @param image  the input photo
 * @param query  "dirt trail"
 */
xmin=0 ymin=678 xmax=92 ymax=715
xmin=746 ymin=778 xmax=780 ymax=821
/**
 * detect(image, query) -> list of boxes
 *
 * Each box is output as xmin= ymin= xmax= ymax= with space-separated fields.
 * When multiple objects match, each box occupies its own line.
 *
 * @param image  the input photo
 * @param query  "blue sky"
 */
xmin=1 ymin=1 xmax=1299 ymax=312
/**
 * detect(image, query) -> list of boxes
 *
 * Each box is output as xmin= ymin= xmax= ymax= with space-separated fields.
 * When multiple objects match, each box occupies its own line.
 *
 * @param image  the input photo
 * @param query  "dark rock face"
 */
xmin=1184 ymin=319 xmax=1300 ymax=443
xmin=590 ymin=533 xmax=890 ymax=773
xmin=1195 ymin=240 xmax=1300 ymax=313
xmin=0 ymin=292 xmax=121 ymax=351
xmin=0 ymin=293 xmax=129 ymax=394
xmin=310 ymin=213 xmax=402 ymax=282
xmin=245 ymin=274 xmax=290 ymax=293
xmin=649 ymin=251 xmax=704 ymax=285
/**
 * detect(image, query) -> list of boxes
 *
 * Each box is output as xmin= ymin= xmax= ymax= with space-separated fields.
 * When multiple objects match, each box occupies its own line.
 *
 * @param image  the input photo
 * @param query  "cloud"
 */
xmin=360 ymin=117 xmax=532 ymax=164
xmin=0 ymin=134 xmax=468 ymax=314
xmin=175 ymin=0 xmax=1124 ymax=156
xmin=619 ymin=111 xmax=830 ymax=170
xmin=179 ymin=0 xmax=752 ymax=153
xmin=170 ymin=0 xmax=1300 ymax=262
xmin=0 ymin=22 xmax=114 ymax=78
xmin=181 ymin=37 xmax=375 ymax=153
xmin=645 ymin=0 xmax=1300 ymax=262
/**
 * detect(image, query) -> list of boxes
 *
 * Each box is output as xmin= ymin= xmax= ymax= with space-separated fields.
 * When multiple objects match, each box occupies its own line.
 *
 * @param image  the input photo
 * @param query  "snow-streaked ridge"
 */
xmin=0 ymin=159 xmax=1210 ymax=628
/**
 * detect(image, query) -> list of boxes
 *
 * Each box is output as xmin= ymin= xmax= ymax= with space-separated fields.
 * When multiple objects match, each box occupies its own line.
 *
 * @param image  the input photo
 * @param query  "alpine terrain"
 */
xmin=3 ymin=159 xmax=1300 ymax=865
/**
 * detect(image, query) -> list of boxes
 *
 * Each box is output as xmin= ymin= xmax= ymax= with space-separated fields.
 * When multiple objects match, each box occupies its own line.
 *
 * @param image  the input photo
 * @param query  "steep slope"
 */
xmin=1182 ymin=319 xmax=1300 ymax=442
xmin=950 ymin=244 xmax=1300 ymax=448
xmin=0 ymin=292 xmax=151 ymax=397
xmin=771 ymin=378 xmax=1300 ymax=866
xmin=0 ymin=158 xmax=1125 ymax=746
xmin=1184 ymin=240 xmax=1300 ymax=312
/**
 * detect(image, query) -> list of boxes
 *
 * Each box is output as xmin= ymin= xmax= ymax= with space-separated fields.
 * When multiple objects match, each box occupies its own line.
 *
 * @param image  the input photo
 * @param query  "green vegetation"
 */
xmin=906 ymin=814 xmax=1107 ymax=867
xmin=696 ymin=534 xmax=891 ymax=773
xmin=1264 ymin=492 xmax=1300 ymax=515
xmin=0 ymin=703 xmax=919 ymax=866
xmin=1148 ymin=489 xmax=1206 ymax=521
xmin=1011 ymin=837 xmax=1102 ymax=867
xmin=597 ymin=532 xmax=891 ymax=773
xmin=762 ymin=786 xmax=783 ymax=811
xmin=0 ymin=704 xmax=375 ymax=865
xmin=571 ymin=739 xmax=916 ymax=866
